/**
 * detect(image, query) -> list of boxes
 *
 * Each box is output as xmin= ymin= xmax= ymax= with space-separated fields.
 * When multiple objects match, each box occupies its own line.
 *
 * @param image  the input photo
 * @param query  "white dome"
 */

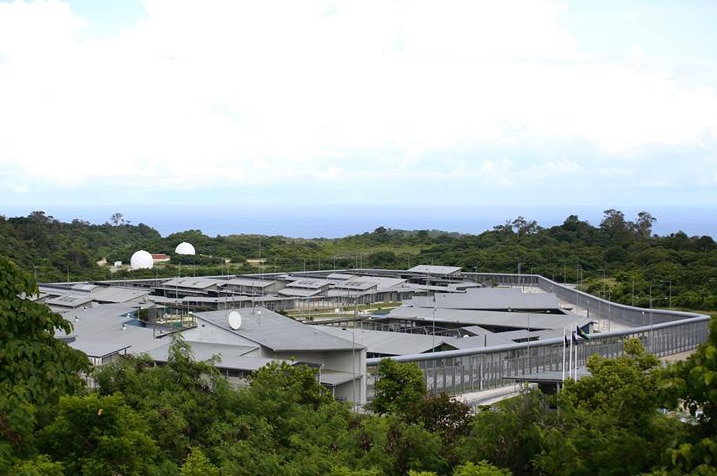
xmin=130 ymin=250 xmax=154 ymax=270
xmin=175 ymin=242 xmax=196 ymax=255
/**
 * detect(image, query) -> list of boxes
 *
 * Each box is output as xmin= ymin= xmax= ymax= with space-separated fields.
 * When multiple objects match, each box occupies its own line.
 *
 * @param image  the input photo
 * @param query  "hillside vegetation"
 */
xmin=1 ymin=209 xmax=716 ymax=311
xmin=2 ymin=253 xmax=717 ymax=474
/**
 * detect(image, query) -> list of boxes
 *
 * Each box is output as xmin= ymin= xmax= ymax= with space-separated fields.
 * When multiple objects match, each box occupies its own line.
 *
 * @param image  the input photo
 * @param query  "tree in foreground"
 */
xmin=460 ymin=389 xmax=548 ymax=475
xmin=453 ymin=461 xmax=513 ymax=475
xmin=658 ymin=317 xmax=717 ymax=475
xmin=535 ymin=338 xmax=680 ymax=475
xmin=371 ymin=358 xmax=426 ymax=416
xmin=0 ymin=255 xmax=90 ymax=471
xmin=38 ymin=393 xmax=168 ymax=475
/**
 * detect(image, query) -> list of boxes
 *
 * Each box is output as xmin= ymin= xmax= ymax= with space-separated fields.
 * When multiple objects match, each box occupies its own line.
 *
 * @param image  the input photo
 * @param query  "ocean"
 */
xmin=3 ymin=204 xmax=715 ymax=240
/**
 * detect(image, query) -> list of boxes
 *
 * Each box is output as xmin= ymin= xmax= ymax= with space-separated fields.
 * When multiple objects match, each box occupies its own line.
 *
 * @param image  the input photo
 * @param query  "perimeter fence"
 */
xmin=366 ymin=274 xmax=710 ymax=399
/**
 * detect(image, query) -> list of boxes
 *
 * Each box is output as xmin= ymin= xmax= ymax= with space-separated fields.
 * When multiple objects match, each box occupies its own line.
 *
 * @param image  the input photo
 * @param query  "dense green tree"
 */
xmin=180 ymin=447 xmax=219 ymax=476
xmin=453 ymin=461 xmax=512 ymax=476
xmin=459 ymin=389 xmax=548 ymax=475
xmin=38 ymin=393 xmax=168 ymax=475
xmin=338 ymin=415 xmax=446 ymax=475
xmin=535 ymin=339 xmax=680 ymax=476
xmin=560 ymin=339 xmax=661 ymax=429
xmin=0 ymin=256 xmax=90 ymax=469
xmin=635 ymin=210 xmax=657 ymax=240
xmin=93 ymin=337 xmax=235 ymax=465
xmin=658 ymin=317 xmax=717 ymax=475
xmin=7 ymin=454 xmax=64 ymax=476
xmin=248 ymin=360 xmax=334 ymax=410
xmin=407 ymin=393 xmax=473 ymax=467
xmin=371 ymin=359 xmax=427 ymax=416
xmin=600 ymin=208 xmax=632 ymax=244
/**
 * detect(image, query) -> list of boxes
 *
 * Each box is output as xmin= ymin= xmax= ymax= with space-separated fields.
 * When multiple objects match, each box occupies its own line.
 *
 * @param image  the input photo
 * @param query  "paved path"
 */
xmin=455 ymin=383 xmax=536 ymax=408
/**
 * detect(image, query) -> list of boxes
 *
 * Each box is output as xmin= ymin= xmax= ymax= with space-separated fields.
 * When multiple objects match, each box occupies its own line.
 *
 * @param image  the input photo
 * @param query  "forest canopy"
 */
xmin=1 ymin=209 xmax=716 ymax=311
xmin=1 ymin=253 xmax=716 ymax=474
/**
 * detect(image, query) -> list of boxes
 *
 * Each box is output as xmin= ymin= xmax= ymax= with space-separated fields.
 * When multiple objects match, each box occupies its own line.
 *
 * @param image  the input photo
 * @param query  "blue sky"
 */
xmin=1 ymin=0 xmax=716 ymax=237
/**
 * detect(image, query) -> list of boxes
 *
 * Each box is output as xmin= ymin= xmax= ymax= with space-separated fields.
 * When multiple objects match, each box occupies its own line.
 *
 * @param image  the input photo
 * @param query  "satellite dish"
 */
xmin=228 ymin=311 xmax=242 ymax=330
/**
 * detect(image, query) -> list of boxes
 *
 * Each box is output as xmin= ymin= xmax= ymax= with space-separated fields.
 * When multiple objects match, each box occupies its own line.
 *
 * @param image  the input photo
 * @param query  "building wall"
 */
xmin=272 ymin=348 xmax=367 ymax=404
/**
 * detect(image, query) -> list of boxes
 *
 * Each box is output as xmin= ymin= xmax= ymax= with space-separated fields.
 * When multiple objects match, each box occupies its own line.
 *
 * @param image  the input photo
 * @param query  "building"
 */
xmin=48 ymin=266 xmax=657 ymax=407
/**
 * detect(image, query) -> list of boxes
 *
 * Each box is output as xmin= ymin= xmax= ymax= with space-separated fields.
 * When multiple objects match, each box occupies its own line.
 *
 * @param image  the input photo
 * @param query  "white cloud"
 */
xmin=404 ymin=0 xmax=578 ymax=61
xmin=0 ymin=0 xmax=716 ymax=206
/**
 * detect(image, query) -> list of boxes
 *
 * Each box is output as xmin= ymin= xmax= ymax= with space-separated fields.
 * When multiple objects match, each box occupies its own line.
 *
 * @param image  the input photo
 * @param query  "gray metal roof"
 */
xmin=223 ymin=277 xmax=278 ymax=288
xmin=404 ymin=283 xmax=462 ymax=293
xmin=87 ymin=286 xmax=152 ymax=303
xmin=71 ymin=283 xmax=98 ymax=292
xmin=58 ymin=303 xmax=166 ymax=355
xmin=147 ymin=341 xmax=357 ymax=385
xmin=320 ymin=369 xmax=360 ymax=387
xmin=182 ymin=296 xmax=253 ymax=304
xmin=384 ymin=306 xmax=590 ymax=332
xmin=162 ymin=277 xmax=220 ymax=290
xmin=334 ymin=280 xmax=376 ymax=291
xmin=192 ymin=308 xmax=363 ymax=352
xmin=316 ymin=325 xmax=524 ymax=354
xmin=442 ymin=334 xmax=514 ymax=349
xmin=70 ymin=340 xmax=131 ymax=358
xmin=315 ymin=327 xmax=440 ymax=356
xmin=451 ymin=327 xmax=517 ymax=346
xmin=45 ymin=293 xmax=94 ymax=309
xmin=146 ymin=342 xmax=269 ymax=371
xmin=285 ymin=278 xmax=332 ymax=289
xmin=336 ymin=276 xmax=407 ymax=291
xmin=278 ymin=288 xmax=324 ymax=298
xmin=40 ymin=283 xmax=150 ymax=308
xmin=408 ymin=287 xmax=561 ymax=311
xmin=407 ymin=265 xmax=462 ymax=275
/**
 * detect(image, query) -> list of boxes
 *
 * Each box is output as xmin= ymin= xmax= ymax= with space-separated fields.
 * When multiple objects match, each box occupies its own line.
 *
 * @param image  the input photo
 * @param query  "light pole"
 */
xmin=631 ymin=275 xmax=635 ymax=307
xmin=649 ymin=285 xmax=654 ymax=352
xmin=527 ymin=312 xmax=531 ymax=373
xmin=663 ymin=280 xmax=672 ymax=309
xmin=517 ymin=259 xmax=522 ymax=288
xmin=601 ymin=269 xmax=606 ymax=320
xmin=576 ymin=260 xmax=579 ymax=286
xmin=432 ymin=297 xmax=436 ymax=352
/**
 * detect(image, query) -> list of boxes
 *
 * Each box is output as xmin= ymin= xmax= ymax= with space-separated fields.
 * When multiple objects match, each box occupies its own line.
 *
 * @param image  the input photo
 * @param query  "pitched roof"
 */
xmin=315 ymin=326 xmax=440 ymax=356
xmin=408 ymin=287 xmax=561 ymax=311
xmin=58 ymin=303 xmax=165 ymax=355
xmin=192 ymin=308 xmax=363 ymax=352
xmin=69 ymin=340 xmax=132 ymax=358
xmin=146 ymin=342 xmax=267 ymax=371
xmin=383 ymin=306 xmax=590 ymax=332
xmin=285 ymin=278 xmax=332 ymax=289
xmin=162 ymin=277 xmax=219 ymax=290
xmin=407 ymin=265 xmax=462 ymax=275
xmin=223 ymin=277 xmax=278 ymax=288
xmin=278 ymin=287 xmax=324 ymax=298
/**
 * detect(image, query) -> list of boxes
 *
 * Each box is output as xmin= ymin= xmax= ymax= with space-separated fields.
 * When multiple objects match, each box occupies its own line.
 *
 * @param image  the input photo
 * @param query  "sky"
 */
xmin=1 ymin=0 xmax=716 ymax=238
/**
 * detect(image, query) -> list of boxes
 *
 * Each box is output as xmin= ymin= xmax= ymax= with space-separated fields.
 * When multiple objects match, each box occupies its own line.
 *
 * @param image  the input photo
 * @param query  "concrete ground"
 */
xmin=455 ymin=383 xmax=537 ymax=408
